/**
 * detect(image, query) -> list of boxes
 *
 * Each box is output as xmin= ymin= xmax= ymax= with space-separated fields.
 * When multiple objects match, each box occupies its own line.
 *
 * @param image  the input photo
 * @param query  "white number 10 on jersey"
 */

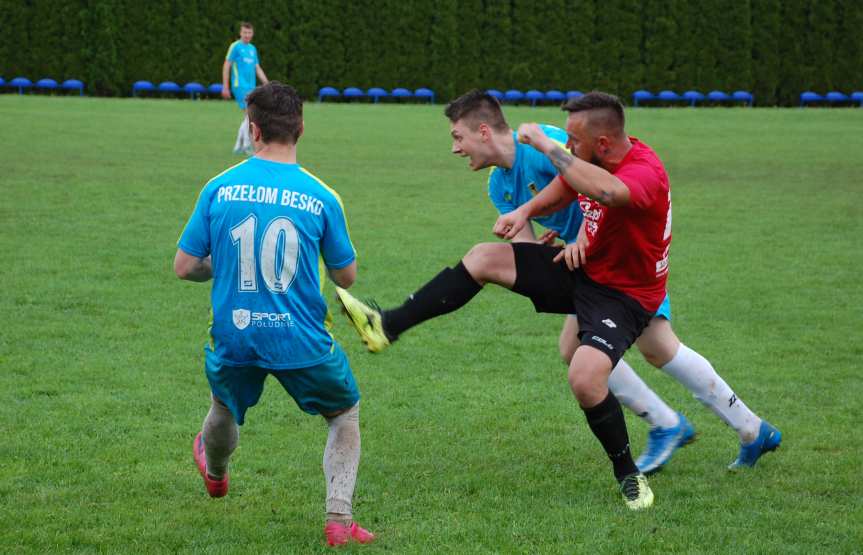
xmin=230 ymin=214 xmax=300 ymax=293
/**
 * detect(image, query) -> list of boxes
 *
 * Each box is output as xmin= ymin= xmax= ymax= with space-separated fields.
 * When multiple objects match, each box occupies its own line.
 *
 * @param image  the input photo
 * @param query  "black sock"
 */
xmin=382 ymin=261 xmax=483 ymax=340
xmin=582 ymin=392 xmax=639 ymax=481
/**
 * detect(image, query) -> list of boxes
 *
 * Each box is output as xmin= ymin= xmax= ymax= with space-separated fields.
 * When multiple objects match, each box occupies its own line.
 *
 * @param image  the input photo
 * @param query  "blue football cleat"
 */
xmin=636 ymin=412 xmax=696 ymax=475
xmin=728 ymin=420 xmax=782 ymax=470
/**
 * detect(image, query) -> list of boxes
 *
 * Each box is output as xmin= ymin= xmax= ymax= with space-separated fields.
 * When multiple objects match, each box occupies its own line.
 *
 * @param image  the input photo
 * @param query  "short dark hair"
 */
xmin=246 ymin=82 xmax=303 ymax=145
xmin=444 ymin=89 xmax=509 ymax=132
xmin=239 ymin=21 xmax=253 ymax=30
xmin=562 ymin=91 xmax=625 ymax=135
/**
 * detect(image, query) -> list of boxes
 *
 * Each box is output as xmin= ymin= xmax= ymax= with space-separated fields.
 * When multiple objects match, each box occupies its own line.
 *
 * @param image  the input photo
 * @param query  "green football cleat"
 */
xmin=334 ymin=287 xmax=391 ymax=353
xmin=619 ymin=473 xmax=654 ymax=510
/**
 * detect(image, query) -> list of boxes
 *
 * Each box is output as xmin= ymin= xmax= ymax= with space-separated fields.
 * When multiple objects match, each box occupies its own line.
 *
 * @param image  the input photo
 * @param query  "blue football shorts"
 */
xmin=231 ymin=87 xmax=253 ymax=109
xmin=654 ymin=294 xmax=672 ymax=320
xmin=203 ymin=343 xmax=360 ymax=425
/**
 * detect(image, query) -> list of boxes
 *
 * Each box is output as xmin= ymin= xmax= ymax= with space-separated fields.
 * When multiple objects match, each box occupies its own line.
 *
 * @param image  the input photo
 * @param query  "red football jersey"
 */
xmin=566 ymin=138 xmax=671 ymax=312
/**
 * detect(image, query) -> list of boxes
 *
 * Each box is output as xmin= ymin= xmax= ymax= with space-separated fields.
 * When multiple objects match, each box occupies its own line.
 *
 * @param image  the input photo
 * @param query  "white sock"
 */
xmin=233 ymin=119 xmax=246 ymax=152
xmin=202 ymin=396 xmax=239 ymax=479
xmin=241 ymin=116 xmax=252 ymax=150
xmin=661 ymin=344 xmax=761 ymax=443
xmin=323 ymin=403 xmax=361 ymax=523
xmin=609 ymin=358 xmax=679 ymax=428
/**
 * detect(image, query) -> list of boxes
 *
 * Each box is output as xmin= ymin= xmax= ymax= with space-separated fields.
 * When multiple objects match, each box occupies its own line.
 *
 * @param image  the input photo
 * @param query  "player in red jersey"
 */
xmin=492 ymin=93 xmax=670 ymax=508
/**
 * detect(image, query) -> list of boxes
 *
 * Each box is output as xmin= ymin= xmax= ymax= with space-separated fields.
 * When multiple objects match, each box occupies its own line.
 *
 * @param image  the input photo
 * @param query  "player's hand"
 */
xmin=553 ymin=238 xmax=589 ymax=270
xmin=494 ymin=209 xmax=529 ymax=240
xmin=537 ymin=229 xmax=562 ymax=246
xmin=517 ymin=123 xmax=552 ymax=153
xmin=221 ymin=87 xmax=231 ymax=100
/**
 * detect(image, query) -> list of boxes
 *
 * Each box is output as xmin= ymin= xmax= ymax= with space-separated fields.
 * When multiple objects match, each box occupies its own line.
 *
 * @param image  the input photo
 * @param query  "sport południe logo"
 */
xmin=233 ymin=309 xmax=251 ymax=330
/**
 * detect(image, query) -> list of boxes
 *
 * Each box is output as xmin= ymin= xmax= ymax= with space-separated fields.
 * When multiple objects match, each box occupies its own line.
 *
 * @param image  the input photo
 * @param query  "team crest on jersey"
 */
xmin=504 ymin=192 xmax=512 ymax=202
xmin=528 ymin=182 xmax=538 ymax=196
xmin=233 ymin=309 xmax=251 ymax=330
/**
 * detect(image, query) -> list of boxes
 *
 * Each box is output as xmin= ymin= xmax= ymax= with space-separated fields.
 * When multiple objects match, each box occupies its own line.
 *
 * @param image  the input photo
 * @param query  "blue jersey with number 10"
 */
xmin=178 ymin=158 xmax=355 ymax=370
xmin=488 ymin=125 xmax=583 ymax=242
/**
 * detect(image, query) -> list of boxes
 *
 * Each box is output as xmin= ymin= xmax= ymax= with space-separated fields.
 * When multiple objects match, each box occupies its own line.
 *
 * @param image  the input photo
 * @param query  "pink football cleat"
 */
xmin=193 ymin=432 xmax=229 ymax=498
xmin=324 ymin=521 xmax=376 ymax=546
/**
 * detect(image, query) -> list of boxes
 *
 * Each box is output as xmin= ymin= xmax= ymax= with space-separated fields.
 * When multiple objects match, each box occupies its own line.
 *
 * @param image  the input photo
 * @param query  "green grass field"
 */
xmin=1 ymin=95 xmax=861 ymax=553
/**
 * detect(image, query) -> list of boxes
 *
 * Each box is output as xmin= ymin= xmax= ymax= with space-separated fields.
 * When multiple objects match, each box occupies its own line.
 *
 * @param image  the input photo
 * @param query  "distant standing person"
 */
xmin=175 ymin=82 xmax=374 ymax=546
xmin=222 ymin=21 xmax=269 ymax=155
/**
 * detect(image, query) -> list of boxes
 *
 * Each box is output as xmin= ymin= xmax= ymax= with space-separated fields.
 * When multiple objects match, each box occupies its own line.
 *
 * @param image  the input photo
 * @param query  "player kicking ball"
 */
xmin=175 ymin=82 xmax=374 ymax=546
xmin=338 ymin=92 xmax=781 ymax=509
xmin=336 ymin=90 xmax=781 ymax=476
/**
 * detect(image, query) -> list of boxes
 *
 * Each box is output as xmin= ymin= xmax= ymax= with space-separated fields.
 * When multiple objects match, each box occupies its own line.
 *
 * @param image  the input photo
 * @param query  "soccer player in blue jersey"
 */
xmin=337 ymin=90 xmax=779 ymax=478
xmin=222 ymin=22 xmax=269 ymax=155
xmin=175 ymin=82 xmax=374 ymax=546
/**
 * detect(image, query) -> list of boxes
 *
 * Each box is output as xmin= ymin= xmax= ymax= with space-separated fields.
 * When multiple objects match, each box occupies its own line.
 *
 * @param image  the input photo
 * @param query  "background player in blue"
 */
xmin=175 ymin=83 xmax=374 ymax=547
xmin=338 ymin=90 xmax=777 ymax=473
xmin=221 ymin=21 xmax=269 ymax=155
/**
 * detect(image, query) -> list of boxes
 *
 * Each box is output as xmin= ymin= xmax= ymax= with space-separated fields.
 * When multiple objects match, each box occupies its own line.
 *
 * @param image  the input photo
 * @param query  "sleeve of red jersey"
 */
xmin=614 ymin=162 xmax=660 ymax=210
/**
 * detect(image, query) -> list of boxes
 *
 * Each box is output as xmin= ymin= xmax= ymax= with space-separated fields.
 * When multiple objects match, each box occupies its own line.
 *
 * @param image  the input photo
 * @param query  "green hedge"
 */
xmin=1 ymin=0 xmax=861 ymax=105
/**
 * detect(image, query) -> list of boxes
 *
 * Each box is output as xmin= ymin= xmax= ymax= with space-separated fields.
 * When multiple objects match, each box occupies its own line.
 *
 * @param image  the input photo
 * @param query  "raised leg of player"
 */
xmin=637 ymin=319 xmax=762 ymax=443
xmin=381 ymin=242 xmax=509 ymax=340
xmin=202 ymin=395 xmax=239 ymax=480
xmin=559 ymin=315 xmax=679 ymax=428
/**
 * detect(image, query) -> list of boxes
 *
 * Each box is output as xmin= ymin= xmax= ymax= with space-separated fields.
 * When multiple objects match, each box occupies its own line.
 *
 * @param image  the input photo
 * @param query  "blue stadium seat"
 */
xmin=10 ymin=77 xmax=32 ymax=94
xmin=36 ymin=78 xmax=58 ymax=92
xmin=800 ymin=91 xmax=823 ymax=107
xmin=825 ymin=91 xmax=849 ymax=105
xmin=525 ymin=90 xmax=544 ymax=106
xmin=414 ymin=88 xmax=435 ymax=103
xmin=367 ymin=87 xmax=388 ymax=103
xmin=732 ymin=90 xmax=754 ymax=106
xmin=62 ymin=79 xmax=84 ymax=96
xmin=0 ymin=77 xmax=5 ymax=88
xmin=707 ymin=90 xmax=730 ymax=103
xmin=657 ymin=90 xmax=680 ymax=103
xmin=504 ymin=89 xmax=525 ymax=103
xmin=566 ymin=90 xmax=584 ymax=101
xmin=545 ymin=90 xmax=565 ymax=103
xmin=343 ymin=87 xmax=364 ymax=100
xmin=682 ymin=90 xmax=705 ymax=106
xmin=207 ymin=83 xmax=223 ymax=95
xmin=632 ymin=90 xmax=654 ymax=106
xmin=158 ymin=81 xmax=182 ymax=94
xmin=851 ymin=92 xmax=863 ymax=107
xmin=391 ymin=87 xmax=412 ymax=100
xmin=486 ymin=89 xmax=504 ymax=101
xmin=183 ymin=82 xmax=206 ymax=99
xmin=133 ymin=80 xmax=155 ymax=96
xmin=318 ymin=86 xmax=340 ymax=102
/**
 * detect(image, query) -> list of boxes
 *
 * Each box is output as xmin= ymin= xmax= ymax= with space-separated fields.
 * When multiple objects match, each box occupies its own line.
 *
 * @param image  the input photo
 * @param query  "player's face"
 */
xmin=240 ymin=27 xmax=254 ymax=43
xmin=450 ymin=119 xmax=492 ymax=171
xmin=565 ymin=112 xmax=603 ymax=166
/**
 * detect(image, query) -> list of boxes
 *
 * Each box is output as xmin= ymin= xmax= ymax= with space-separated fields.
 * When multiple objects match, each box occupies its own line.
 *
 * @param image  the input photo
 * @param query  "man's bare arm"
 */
xmin=546 ymin=145 xmax=629 ymax=207
xmin=256 ymin=65 xmax=269 ymax=84
xmin=517 ymin=123 xmax=630 ymax=207
xmin=174 ymin=250 xmax=212 ymax=282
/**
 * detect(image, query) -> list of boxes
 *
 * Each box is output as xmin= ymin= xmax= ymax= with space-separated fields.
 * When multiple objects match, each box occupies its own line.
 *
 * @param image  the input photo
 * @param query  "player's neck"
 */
xmin=602 ymin=136 xmax=633 ymax=171
xmin=253 ymin=143 xmax=298 ymax=164
xmin=493 ymin=130 xmax=517 ymax=169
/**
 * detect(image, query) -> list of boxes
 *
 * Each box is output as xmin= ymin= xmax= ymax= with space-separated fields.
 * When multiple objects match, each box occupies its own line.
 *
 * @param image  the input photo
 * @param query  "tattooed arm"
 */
xmin=517 ymin=123 xmax=631 ymax=207
xmin=493 ymin=176 xmax=578 ymax=240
